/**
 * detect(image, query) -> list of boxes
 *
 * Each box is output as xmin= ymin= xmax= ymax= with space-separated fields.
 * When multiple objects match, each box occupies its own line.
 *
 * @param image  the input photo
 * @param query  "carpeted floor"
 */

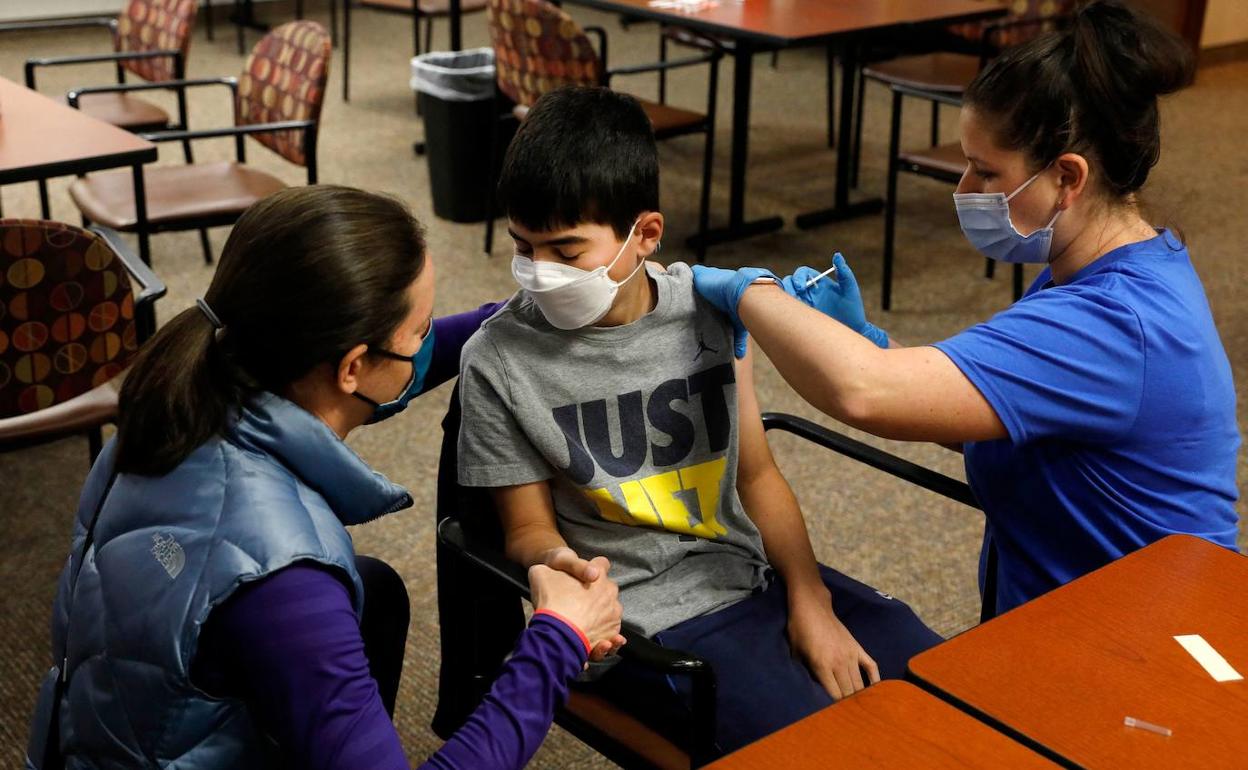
xmin=1 ymin=4 xmax=1245 ymax=767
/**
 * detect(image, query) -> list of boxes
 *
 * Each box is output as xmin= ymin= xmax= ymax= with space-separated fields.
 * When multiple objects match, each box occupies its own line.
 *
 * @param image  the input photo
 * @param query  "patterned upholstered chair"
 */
xmin=0 ymin=220 xmax=165 ymax=464
xmin=482 ymin=0 xmax=721 ymax=262
xmin=63 ymin=21 xmax=331 ymax=268
xmin=860 ymin=1 xmax=1074 ymax=311
xmin=7 ymin=1 xmax=200 ymax=223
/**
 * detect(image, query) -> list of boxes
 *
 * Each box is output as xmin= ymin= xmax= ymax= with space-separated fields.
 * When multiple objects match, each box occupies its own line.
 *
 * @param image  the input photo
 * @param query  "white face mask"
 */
xmin=511 ymin=220 xmax=646 ymax=330
xmin=953 ymin=169 xmax=1062 ymax=264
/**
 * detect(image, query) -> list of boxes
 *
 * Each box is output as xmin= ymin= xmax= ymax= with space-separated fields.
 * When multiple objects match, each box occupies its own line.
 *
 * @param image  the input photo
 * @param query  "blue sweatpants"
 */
xmin=587 ymin=564 xmax=942 ymax=757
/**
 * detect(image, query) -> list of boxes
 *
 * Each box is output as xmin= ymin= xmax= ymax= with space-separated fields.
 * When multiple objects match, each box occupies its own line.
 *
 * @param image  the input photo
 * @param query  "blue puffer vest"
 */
xmin=25 ymin=393 xmax=412 ymax=769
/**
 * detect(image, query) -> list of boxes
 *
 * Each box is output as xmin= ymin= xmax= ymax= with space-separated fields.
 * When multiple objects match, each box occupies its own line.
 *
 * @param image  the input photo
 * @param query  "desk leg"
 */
xmin=342 ymin=0 xmax=351 ymax=101
xmin=450 ymin=0 xmax=461 ymax=51
xmin=687 ymin=40 xmax=783 ymax=252
xmin=132 ymin=164 xmax=157 ymax=334
xmin=795 ymin=40 xmax=884 ymax=229
xmin=38 ymin=180 xmax=51 ymax=219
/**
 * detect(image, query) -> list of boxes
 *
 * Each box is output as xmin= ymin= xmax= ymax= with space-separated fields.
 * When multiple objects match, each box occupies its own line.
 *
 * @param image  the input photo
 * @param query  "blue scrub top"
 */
xmin=934 ymin=230 xmax=1240 ymax=615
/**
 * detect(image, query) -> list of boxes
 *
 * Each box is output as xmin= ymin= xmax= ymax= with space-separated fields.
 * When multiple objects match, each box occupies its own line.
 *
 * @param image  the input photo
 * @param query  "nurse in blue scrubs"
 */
xmin=690 ymin=0 xmax=1241 ymax=617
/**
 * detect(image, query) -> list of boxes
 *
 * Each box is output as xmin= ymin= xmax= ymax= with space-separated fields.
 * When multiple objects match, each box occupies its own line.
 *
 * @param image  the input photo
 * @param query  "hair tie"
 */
xmin=195 ymin=298 xmax=224 ymax=331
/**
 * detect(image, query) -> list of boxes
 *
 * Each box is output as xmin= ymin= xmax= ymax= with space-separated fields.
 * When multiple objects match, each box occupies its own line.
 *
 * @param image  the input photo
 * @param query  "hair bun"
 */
xmin=1071 ymin=0 xmax=1194 ymax=101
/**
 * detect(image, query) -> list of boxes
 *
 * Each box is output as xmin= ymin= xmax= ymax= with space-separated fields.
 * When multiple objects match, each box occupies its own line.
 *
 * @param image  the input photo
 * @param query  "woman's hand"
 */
xmin=691 ymin=265 xmax=780 ymax=358
xmin=786 ymin=589 xmax=880 ymax=700
xmin=529 ymin=559 xmax=626 ymax=661
xmin=781 ymin=254 xmax=889 ymax=349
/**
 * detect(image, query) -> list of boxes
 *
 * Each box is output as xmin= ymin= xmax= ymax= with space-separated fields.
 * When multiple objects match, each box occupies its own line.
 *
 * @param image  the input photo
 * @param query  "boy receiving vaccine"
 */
xmin=457 ymin=86 xmax=939 ymax=757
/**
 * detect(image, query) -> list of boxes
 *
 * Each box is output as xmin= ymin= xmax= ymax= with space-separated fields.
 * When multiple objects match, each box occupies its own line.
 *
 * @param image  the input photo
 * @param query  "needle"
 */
xmin=804 ymin=264 xmax=837 ymax=289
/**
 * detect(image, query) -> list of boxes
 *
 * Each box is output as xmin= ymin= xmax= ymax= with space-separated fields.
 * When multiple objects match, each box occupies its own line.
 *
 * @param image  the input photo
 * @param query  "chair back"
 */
xmin=487 ymin=0 xmax=600 ymax=108
xmin=116 ymin=0 xmax=199 ymax=82
xmin=236 ymin=21 xmax=332 ymax=167
xmin=948 ymin=0 xmax=1076 ymax=50
xmin=0 ymin=220 xmax=140 ymax=419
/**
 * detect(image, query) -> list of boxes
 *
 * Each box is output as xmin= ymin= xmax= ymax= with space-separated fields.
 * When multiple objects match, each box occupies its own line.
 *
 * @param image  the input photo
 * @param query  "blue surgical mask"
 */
xmin=953 ymin=169 xmax=1061 ymax=264
xmin=354 ymin=323 xmax=436 ymax=424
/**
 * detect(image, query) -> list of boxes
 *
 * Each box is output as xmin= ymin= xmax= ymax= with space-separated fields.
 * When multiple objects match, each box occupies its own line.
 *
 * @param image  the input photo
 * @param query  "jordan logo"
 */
xmin=692 ymin=333 xmax=718 ymax=361
xmin=151 ymin=533 xmax=185 ymax=580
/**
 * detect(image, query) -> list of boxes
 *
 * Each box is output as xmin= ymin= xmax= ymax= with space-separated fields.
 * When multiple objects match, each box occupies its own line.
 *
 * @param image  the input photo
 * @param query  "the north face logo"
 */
xmin=151 ymin=533 xmax=185 ymax=580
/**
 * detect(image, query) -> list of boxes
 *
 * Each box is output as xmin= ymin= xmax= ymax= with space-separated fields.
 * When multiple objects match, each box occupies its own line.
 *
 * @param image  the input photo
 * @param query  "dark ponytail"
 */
xmin=114 ymin=186 xmax=427 ymax=476
xmin=965 ymin=0 xmax=1194 ymax=198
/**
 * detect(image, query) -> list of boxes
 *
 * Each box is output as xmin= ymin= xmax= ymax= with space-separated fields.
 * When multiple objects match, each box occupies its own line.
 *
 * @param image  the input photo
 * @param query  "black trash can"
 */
xmin=411 ymin=48 xmax=509 ymax=223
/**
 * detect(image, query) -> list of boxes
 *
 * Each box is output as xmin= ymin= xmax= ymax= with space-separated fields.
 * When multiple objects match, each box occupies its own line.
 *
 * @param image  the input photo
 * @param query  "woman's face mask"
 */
xmin=353 ymin=320 xmax=435 ymax=424
xmin=510 ymin=219 xmax=645 ymax=330
xmin=953 ymin=168 xmax=1063 ymax=264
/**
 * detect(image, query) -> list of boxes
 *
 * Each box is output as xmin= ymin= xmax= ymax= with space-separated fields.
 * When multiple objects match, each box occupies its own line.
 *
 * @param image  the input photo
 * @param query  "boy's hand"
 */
xmin=540 ymin=546 xmax=607 ymax=583
xmin=786 ymin=590 xmax=880 ymax=700
xmin=691 ymin=265 xmax=781 ymax=358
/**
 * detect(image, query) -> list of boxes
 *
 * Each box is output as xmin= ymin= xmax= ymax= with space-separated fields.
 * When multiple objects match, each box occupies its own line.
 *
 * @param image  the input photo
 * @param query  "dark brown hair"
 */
xmin=965 ymin=0 xmax=1194 ymax=198
xmin=115 ymin=185 xmax=426 ymax=476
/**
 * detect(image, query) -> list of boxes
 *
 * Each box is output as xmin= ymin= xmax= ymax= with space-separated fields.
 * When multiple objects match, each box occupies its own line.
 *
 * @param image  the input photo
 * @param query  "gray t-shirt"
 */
xmin=458 ymin=262 xmax=769 ymax=636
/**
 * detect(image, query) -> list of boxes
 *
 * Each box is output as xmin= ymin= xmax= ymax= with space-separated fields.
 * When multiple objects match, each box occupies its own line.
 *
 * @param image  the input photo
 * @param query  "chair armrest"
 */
xmin=761 ymin=412 xmax=980 ymax=509
xmin=438 ymin=515 xmax=718 ymax=762
xmin=140 ymin=120 xmax=315 ymax=144
xmin=891 ymin=82 xmax=964 ymax=108
xmin=437 ymin=517 xmax=712 ymax=675
xmin=90 ymin=226 xmax=166 ymax=307
xmin=584 ymin=25 xmax=609 ymax=82
xmin=0 ymin=16 xmax=115 ymax=34
xmin=607 ymin=50 xmax=718 ymax=81
xmin=27 ymin=50 xmax=183 ymax=90
xmin=67 ymin=77 xmax=237 ymax=107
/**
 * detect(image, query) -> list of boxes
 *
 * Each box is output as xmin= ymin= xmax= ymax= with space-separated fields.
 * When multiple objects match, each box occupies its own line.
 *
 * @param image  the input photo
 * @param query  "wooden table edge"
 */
xmin=557 ymin=0 xmax=1008 ymax=49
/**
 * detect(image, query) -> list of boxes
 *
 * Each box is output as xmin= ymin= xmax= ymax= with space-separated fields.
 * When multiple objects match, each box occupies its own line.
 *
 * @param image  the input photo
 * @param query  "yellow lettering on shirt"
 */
xmin=584 ymin=457 xmax=729 ymax=539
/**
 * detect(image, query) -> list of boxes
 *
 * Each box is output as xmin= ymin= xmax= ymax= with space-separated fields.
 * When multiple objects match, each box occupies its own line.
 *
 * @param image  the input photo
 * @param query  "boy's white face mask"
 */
xmin=511 ymin=220 xmax=645 ymax=330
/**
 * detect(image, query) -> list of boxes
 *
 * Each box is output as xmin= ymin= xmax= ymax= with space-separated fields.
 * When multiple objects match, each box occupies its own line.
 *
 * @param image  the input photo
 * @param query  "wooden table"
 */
xmin=559 ymin=0 xmax=1005 ymax=249
xmin=706 ymin=680 xmax=1059 ymax=769
xmin=909 ymin=535 xmax=1248 ymax=769
xmin=0 ymin=76 xmax=157 ymax=262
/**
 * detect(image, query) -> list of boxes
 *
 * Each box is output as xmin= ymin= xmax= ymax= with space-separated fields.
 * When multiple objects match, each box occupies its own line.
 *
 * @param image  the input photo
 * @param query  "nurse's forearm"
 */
xmin=737 ymin=285 xmax=1006 ymax=443
xmin=738 ymin=284 xmax=886 ymax=425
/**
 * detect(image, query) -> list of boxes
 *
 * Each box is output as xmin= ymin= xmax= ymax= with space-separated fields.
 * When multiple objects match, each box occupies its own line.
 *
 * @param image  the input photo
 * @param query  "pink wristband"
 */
xmin=532 ymin=609 xmax=592 ymax=656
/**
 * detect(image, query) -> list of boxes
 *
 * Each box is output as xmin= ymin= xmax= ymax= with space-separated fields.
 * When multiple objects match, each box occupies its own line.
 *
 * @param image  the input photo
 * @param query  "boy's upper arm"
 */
xmin=457 ymin=331 xmax=555 ymax=488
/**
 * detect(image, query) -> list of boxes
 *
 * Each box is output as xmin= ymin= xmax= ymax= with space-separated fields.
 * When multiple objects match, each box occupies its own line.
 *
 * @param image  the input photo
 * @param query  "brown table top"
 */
xmin=0 ymin=76 xmax=156 ymax=186
xmin=705 ymin=680 xmax=1059 ymax=769
xmin=560 ymin=0 xmax=1006 ymax=47
xmin=910 ymin=535 xmax=1248 ymax=770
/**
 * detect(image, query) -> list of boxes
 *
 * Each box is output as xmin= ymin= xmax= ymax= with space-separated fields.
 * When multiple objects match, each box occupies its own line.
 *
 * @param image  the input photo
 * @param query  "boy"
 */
xmin=457 ymin=87 xmax=939 ymax=756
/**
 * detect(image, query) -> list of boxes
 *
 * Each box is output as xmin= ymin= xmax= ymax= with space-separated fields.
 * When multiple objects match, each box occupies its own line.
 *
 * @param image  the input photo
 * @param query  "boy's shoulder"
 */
xmin=461 ymin=291 xmax=531 ymax=364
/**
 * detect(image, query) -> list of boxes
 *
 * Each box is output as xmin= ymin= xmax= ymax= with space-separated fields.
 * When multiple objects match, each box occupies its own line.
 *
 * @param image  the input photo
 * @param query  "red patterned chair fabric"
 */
xmin=946 ymin=0 xmax=1074 ymax=49
xmin=115 ymin=0 xmax=199 ymax=82
xmin=236 ymin=21 xmax=332 ymax=167
xmin=488 ymin=0 xmax=600 ymax=108
xmin=0 ymin=220 xmax=138 ymax=419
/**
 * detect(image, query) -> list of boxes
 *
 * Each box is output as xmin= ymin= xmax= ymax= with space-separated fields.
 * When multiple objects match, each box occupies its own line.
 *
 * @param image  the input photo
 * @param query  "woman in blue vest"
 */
xmin=692 ymin=0 xmax=1240 ymax=617
xmin=28 ymin=186 xmax=625 ymax=770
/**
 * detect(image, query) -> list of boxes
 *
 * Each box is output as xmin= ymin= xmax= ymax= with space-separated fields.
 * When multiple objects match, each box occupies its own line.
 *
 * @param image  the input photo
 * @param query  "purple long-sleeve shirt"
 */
xmin=191 ymin=301 xmax=589 ymax=769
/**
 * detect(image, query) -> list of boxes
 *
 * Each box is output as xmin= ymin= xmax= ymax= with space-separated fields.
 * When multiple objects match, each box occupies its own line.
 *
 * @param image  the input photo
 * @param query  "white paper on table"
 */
xmin=1174 ymin=634 xmax=1243 ymax=682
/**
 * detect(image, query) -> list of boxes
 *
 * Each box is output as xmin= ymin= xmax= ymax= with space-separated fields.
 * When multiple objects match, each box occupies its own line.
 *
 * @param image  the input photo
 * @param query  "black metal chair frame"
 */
xmin=341 ymin=0 xmax=471 ymax=103
xmin=435 ymin=400 xmax=988 ymax=769
xmin=482 ymin=21 xmax=721 ymax=263
xmin=0 ymin=222 xmax=166 ymax=463
xmin=207 ymin=0 xmax=339 ymax=55
xmin=870 ymin=16 xmax=1070 ymax=311
xmin=65 ymin=77 xmax=318 ymax=264
xmin=5 ymin=17 xmax=193 ymax=221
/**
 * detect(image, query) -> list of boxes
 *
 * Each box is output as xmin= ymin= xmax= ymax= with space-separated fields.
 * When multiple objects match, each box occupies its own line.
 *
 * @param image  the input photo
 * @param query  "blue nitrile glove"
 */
xmin=780 ymin=253 xmax=889 ymax=349
xmin=691 ymin=264 xmax=784 ymax=359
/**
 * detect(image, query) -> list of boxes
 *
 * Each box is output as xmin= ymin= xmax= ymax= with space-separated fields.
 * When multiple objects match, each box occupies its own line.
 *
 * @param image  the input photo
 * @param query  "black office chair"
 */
xmin=433 ymin=383 xmax=989 ymax=769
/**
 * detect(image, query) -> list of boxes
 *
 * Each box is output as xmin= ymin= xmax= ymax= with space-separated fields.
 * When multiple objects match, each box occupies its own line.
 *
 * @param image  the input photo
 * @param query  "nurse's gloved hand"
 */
xmin=691 ymin=265 xmax=782 ymax=359
xmin=781 ymin=253 xmax=889 ymax=349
